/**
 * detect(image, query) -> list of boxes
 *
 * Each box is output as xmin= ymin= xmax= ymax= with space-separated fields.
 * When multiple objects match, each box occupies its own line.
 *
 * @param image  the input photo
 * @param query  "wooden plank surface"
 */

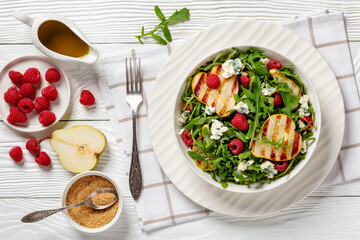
xmin=0 ymin=0 xmax=360 ymax=239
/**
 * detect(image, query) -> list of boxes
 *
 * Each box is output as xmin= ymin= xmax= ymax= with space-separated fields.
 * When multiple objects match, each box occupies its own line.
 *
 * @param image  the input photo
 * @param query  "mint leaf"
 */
xmin=136 ymin=7 xmax=190 ymax=45
xmin=167 ymin=8 xmax=190 ymax=23
xmin=152 ymin=33 xmax=167 ymax=45
xmin=162 ymin=25 xmax=172 ymax=42
xmin=154 ymin=5 xmax=165 ymax=21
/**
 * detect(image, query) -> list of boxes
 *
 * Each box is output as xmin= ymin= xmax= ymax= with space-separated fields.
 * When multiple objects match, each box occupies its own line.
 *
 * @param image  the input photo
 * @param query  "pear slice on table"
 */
xmin=192 ymin=65 xmax=239 ymax=117
xmin=251 ymin=114 xmax=302 ymax=161
xmin=50 ymin=125 xmax=107 ymax=173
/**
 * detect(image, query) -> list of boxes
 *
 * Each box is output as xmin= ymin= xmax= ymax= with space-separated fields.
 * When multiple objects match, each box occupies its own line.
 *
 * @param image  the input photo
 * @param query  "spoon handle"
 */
xmin=21 ymin=203 xmax=84 ymax=223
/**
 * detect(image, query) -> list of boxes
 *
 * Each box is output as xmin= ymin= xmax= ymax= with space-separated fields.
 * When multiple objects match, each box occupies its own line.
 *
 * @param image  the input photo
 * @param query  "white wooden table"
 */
xmin=1 ymin=1 xmax=360 ymax=239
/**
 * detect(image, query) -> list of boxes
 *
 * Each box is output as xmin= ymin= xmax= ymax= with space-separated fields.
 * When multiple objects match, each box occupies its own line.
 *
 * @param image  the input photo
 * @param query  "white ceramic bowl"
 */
xmin=61 ymin=171 xmax=123 ymax=233
xmin=174 ymin=46 xmax=322 ymax=193
xmin=0 ymin=56 xmax=70 ymax=133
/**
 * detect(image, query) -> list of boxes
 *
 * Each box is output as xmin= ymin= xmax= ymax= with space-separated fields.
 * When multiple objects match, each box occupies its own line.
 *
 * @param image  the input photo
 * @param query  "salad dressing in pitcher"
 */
xmin=38 ymin=20 xmax=89 ymax=58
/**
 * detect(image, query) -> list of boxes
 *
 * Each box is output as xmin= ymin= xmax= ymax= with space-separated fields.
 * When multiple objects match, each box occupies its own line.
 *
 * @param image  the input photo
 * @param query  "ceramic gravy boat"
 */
xmin=13 ymin=11 xmax=98 ymax=65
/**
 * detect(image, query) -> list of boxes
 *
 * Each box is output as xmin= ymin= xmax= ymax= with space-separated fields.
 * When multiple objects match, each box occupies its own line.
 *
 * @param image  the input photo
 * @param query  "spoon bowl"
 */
xmin=86 ymin=188 xmax=118 ymax=210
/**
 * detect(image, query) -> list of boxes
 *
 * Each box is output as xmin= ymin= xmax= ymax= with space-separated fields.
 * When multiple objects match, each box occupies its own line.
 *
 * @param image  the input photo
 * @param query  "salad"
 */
xmin=179 ymin=48 xmax=316 ymax=188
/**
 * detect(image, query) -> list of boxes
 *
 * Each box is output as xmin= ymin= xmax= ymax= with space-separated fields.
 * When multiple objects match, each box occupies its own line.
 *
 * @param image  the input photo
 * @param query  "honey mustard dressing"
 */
xmin=38 ymin=20 xmax=89 ymax=58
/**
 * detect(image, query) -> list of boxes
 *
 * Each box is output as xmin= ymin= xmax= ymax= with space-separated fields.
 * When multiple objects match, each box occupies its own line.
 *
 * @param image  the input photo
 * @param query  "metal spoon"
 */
xmin=21 ymin=188 xmax=118 ymax=223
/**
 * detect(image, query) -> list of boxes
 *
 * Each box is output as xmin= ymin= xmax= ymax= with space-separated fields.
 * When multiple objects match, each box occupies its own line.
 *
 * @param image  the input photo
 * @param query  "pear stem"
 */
xmin=37 ymin=136 xmax=51 ymax=144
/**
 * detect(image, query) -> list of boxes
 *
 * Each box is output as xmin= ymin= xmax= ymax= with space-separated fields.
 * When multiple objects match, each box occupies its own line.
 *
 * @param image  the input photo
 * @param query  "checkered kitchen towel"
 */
xmin=97 ymin=10 xmax=360 ymax=231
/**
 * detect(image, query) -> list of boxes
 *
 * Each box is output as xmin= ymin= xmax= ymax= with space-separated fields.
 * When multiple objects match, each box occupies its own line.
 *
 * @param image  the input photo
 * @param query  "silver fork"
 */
xmin=125 ymin=57 xmax=143 ymax=201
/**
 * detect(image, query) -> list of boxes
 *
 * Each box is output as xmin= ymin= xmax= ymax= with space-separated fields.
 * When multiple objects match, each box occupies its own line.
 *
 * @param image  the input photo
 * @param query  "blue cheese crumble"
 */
xmin=261 ymin=82 xmax=276 ymax=96
xmin=234 ymin=101 xmax=249 ymax=114
xmin=178 ymin=111 xmax=190 ymax=124
xmin=205 ymin=105 xmax=216 ymax=115
xmin=221 ymin=58 xmax=244 ymax=78
xmin=260 ymin=161 xmax=278 ymax=179
xmin=210 ymin=119 xmax=228 ymax=140
xmin=260 ymin=57 xmax=270 ymax=65
xmin=234 ymin=160 xmax=254 ymax=180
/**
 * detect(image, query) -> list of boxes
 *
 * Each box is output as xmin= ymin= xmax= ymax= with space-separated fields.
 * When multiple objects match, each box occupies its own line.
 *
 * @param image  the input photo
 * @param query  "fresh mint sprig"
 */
xmin=135 ymin=6 xmax=190 ymax=45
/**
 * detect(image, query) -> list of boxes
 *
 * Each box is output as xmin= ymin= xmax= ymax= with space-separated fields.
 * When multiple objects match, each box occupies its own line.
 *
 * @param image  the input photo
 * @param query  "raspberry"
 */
xmin=4 ymin=86 xmax=22 ymax=105
xmin=7 ymin=107 xmax=27 ymax=124
xmin=35 ymin=151 xmax=51 ymax=166
xmin=206 ymin=74 xmax=220 ymax=89
xmin=19 ymin=83 xmax=36 ymax=99
xmin=26 ymin=139 xmax=40 ymax=155
xmin=231 ymin=113 xmax=249 ymax=131
xmin=183 ymin=102 xmax=194 ymax=111
xmin=8 ymin=70 xmax=23 ymax=85
xmin=17 ymin=98 xmax=34 ymax=114
xmin=79 ymin=90 xmax=95 ymax=105
xmin=267 ymin=59 xmax=282 ymax=70
xmin=182 ymin=130 xmax=193 ymax=146
xmin=300 ymin=116 xmax=314 ymax=130
xmin=275 ymin=161 xmax=288 ymax=172
xmin=9 ymin=146 xmax=23 ymax=162
xmin=23 ymin=68 xmax=41 ymax=84
xmin=273 ymin=93 xmax=282 ymax=107
xmin=38 ymin=110 xmax=56 ymax=126
xmin=41 ymin=85 xmax=58 ymax=101
xmin=45 ymin=68 xmax=61 ymax=83
xmin=34 ymin=96 xmax=50 ymax=111
xmin=240 ymin=74 xmax=251 ymax=89
xmin=228 ymin=138 xmax=244 ymax=155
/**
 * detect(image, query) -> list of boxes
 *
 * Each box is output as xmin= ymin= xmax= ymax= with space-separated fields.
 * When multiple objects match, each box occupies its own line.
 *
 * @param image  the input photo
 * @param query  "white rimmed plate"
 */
xmin=0 ymin=56 xmax=70 ymax=132
xmin=148 ymin=20 xmax=345 ymax=216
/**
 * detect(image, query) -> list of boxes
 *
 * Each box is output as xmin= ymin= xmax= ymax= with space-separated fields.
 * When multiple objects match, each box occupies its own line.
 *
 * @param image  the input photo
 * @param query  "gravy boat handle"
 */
xmin=13 ymin=10 xmax=34 ymax=26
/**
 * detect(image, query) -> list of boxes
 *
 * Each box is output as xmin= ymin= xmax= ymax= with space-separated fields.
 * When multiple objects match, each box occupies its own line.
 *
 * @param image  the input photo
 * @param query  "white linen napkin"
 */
xmin=97 ymin=10 xmax=360 ymax=231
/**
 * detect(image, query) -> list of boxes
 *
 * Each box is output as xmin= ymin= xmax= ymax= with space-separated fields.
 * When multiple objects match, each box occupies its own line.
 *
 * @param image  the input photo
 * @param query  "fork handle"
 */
xmin=129 ymin=109 xmax=142 ymax=201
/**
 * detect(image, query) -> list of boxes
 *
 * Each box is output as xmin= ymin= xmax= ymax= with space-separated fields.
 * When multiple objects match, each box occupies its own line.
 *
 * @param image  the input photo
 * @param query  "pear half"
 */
xmin=50 ymin=125 xmax=107 ymax=173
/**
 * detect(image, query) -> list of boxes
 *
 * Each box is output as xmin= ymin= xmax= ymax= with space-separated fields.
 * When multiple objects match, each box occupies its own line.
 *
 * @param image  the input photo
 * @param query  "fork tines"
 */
xmin=125 ymin=58 xmax=142 ymax=94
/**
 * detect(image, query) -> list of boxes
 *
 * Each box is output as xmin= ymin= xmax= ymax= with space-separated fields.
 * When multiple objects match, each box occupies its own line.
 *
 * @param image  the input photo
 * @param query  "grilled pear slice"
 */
xmin=270 ymin=69 xmax=302 ymax=98
xmin=251 ymin=114 xmax=302 ymax=161
xmin=191 ymin=125 xmax=217 ymax=171
xmin=192 ymin=65 xmax=239 ymax=117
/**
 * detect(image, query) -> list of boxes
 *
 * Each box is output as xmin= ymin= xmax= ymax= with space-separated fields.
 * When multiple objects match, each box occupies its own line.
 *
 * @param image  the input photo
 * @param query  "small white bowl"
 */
xmin=61 ymin=171 xmax=123 ymax=233
xmin=0 ymin=56 xmax=70 ymax=133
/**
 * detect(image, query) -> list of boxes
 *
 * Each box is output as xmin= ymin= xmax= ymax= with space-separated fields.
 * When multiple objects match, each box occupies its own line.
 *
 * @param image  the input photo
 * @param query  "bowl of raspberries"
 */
xmin=0 ymin=56 xmax=70 ymax=132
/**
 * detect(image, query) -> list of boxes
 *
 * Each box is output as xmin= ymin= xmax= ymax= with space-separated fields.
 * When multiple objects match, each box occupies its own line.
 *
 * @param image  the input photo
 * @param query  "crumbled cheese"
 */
xmin=260 ymin=57 xmax=270 ymax=65
xmin=210 ymin=119 xmax=228 ymax=140
xmin=205 ymin=105 xmax=216 ymax=115
xmin=261 ymin=82 xmax=276 ymax=96
xmin=178 ymin=111 xmax=190 ymax=124
xmin=260 ymin=161 xmax=278 ymax=179
xmin=299 ymin=95 xmax=309 ymax=109
xmin=178 ymin=128 xmax=185 ymax=135
xmin=301 ymin=141 xmax=308 ymax=154
xmin=298 ymin=120 xmax=306 ymax=129
xmin=221 ymin=58 xmax=244 ymax=78
xmin=237 ymin=160 xmax=248 ymax=172
xmin=298 ymin=108 xmax=310 ymax=118
xmin=234 ymin=101 xmax=250 ymax=114
xmin=234 ymin=160 xmax=255 ymax=179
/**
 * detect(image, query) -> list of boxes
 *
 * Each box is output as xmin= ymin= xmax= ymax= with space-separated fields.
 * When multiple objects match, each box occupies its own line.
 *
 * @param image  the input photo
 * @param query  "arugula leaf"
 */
xmin=280 ymin=92 xmax=299 ymax=116
xmin=136 ymin=6 xmax=190 ymax=44
xmin=187 ymin=151 xmax=206 ymax=161
xmin=248 ymin=75 xmax=262 ymax=148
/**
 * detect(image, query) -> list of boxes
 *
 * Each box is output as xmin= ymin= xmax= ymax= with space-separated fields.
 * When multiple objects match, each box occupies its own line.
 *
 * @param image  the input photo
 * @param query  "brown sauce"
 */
xmin=38 ymin=20 xmax=89 ymax=58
